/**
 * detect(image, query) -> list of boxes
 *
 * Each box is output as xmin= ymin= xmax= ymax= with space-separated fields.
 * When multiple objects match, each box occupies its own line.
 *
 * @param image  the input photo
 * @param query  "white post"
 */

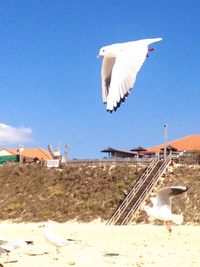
xmin=164 ymin=124 xmax=168 ymax=159
xmin=18 ymin=144 xmax=24 ymax=165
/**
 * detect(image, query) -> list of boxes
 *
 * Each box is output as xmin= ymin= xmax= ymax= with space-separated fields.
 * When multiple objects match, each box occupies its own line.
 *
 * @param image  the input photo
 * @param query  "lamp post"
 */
xmin=18 ymin=144 xmax=24 ymax=165
xmin=164 ymin=123 xmax=168 ymax=159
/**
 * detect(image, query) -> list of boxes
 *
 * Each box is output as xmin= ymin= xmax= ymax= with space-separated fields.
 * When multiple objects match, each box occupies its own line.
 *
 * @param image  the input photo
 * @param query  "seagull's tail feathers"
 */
xmin=66 ymin=238 xmax=81 ymax=245
xmin=25 ymin=241 xmax=34 ymax=245
xmin=171 ymin=214 xmax=183 ymax=225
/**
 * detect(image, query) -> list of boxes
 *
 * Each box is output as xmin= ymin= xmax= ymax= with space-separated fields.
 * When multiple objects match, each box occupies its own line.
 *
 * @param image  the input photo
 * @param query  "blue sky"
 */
xmin=0 ymin=0 xmax=199 ymax=159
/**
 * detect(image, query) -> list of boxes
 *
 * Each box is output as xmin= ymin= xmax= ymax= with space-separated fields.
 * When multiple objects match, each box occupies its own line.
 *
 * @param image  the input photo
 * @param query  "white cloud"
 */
xmin=0 ymin=123 xmax=33 ymax=145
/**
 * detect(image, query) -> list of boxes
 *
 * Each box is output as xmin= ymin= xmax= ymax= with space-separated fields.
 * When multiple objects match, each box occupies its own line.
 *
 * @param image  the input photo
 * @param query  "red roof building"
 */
xmin=146 ymin=134 xmax=200 ymax=153
xmin=0 ymin=147 xmax=53 ymax=161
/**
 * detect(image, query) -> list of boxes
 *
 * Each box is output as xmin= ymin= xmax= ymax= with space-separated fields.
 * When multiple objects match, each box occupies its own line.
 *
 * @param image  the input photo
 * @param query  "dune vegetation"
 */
xmin=0 ymin=162 xmax=199 ymax=224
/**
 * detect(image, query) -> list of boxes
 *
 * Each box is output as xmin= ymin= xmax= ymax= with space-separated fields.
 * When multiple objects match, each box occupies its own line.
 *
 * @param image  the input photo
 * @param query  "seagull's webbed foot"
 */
xmin=165 ymin=221 xmax=172 ymax=233
xmin=56 ymin=246 xmax=60 ymax=254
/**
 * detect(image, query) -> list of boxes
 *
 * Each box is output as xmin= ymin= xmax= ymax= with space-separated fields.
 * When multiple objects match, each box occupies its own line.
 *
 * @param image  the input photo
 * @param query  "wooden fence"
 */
xmin=64 ymin=157 xmax=152 ymax=167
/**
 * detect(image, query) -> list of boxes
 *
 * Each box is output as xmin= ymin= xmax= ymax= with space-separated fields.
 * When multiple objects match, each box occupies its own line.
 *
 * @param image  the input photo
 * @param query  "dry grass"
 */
xmin=0 ymin=163 xmax=199 ymax=223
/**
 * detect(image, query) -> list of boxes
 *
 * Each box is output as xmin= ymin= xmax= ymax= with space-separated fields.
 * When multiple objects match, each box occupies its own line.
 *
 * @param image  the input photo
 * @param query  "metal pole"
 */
xmin=164 ymin=123 xmax=168 ymax=159
xmin=18 ymin=144 xmax=24 ymax=165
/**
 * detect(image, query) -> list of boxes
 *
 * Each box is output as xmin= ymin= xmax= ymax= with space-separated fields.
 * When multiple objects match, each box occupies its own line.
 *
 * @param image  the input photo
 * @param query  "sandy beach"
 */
xmin=0 ymin=221 xmax=199 ymax=267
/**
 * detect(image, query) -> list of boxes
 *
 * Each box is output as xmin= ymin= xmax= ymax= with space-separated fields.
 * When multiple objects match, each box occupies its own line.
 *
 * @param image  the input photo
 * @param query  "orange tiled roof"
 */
xmin=21 ymin=148 xmax=53 ymax=160
xmin=1 ymin=148 xmax=53 ymax=160
xmin=147 ymin=134 xmax=200 ymax=153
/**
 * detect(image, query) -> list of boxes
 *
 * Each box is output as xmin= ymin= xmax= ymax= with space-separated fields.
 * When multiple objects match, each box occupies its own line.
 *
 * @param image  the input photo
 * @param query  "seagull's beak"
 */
xmin=97 ymin=54 xmax=101 ymax=58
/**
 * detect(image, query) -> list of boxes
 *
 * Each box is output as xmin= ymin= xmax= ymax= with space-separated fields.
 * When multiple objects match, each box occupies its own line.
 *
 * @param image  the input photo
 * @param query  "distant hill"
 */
xmin=0 ymin=163 xmax=199 ymax=224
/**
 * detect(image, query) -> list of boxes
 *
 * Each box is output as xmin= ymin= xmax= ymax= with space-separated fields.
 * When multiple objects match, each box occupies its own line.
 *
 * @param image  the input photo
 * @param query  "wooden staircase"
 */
xmin=107 ymin=153 xmax=172 ymax=225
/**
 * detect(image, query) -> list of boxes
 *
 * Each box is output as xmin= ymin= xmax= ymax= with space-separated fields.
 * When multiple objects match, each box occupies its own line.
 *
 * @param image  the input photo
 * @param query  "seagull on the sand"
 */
xmin=0 ymin=239 xmax=33 ymax=262
xmin=44 ymin=224 xmax=79 ymax=253
xmin=98 ymin=37 xmax=162 ymax=112
xmin=144 ymin=185 xmax=188 ymax=233
xmin=0 ymin=239 xmax=33 ymax=251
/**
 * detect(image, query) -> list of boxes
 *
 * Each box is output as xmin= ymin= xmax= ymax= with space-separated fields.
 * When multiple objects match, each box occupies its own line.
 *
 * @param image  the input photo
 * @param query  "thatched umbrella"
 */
xmin=101 ymin=147 xmax=116 ymax=153
xmin=130 ymin=146 xmax=146 ymax=152
xmin=130 ymin=146 xmax=146 ymax=158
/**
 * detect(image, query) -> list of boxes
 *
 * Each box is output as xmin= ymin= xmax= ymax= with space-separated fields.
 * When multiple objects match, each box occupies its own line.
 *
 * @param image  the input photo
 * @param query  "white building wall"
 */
xmin=0 ymin=150 xmax=12 ymax=156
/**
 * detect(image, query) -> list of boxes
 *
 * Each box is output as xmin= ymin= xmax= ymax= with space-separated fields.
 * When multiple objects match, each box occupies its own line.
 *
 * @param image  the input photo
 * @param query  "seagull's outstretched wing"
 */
xmin=156 ymin=186 xmax=188 ymax=207
xmin=106 ymin=46 xmax=146 ymax=111
xmin=100 ymin=37 xmax=162 ymax=112
xmin=101 ymin=57 xmax=116 ymax=104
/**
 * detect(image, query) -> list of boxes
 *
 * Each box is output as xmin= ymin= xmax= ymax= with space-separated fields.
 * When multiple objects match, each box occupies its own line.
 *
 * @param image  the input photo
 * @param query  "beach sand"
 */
xmin=0 ymin=220 xmax=199 ymax=267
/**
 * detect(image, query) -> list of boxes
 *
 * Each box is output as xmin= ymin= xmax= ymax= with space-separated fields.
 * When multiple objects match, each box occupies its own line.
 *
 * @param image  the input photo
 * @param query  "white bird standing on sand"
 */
xmin=44 ymin=224 xmax=78 ymax=254
xmin=98 ymin=37 xmax=162 ymax=112
xmin=144 ymin=185 xmax=188 ymax=233
xmin=0 ymin=239 xmax=33 ymax=251
xmin=0 ymin=239 xmax=33 ymax=262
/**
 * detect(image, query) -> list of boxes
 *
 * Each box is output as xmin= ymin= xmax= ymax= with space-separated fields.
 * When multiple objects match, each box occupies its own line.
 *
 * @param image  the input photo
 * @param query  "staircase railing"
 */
xmin=120 ymin=153 xmax=172 ymax=225
xmin=106 ymin=154 xmax=160 ymax=225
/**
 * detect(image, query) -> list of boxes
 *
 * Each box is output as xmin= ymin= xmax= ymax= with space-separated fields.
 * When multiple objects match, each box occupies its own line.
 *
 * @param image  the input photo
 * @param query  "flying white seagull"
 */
xmin=44 ymin=224 xmax=79 ymax=254
xmin=144 ymin=185 xmax=188 ymax=232
xmin=98 ymin=37 xmax=162 ymax=112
